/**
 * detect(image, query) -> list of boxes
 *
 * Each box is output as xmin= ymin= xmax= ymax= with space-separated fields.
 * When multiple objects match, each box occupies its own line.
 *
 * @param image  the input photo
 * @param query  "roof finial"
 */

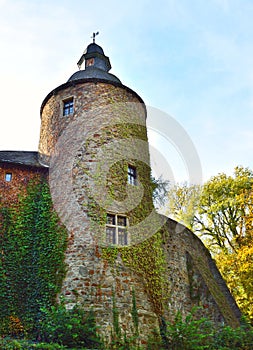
xmin=92 ymin=31 xmax=99 ymax=43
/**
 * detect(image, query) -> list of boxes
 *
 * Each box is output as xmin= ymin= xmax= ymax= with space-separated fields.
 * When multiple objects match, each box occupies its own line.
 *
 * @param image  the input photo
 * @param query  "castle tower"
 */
xmin=0 ymin=32 xmax=242 ymax=345
xmin=39 ymin=39 xmax=157 ymax=242
xmin=37 ymin=39 xmax=242 ymax=341
xmin=38 ymin=39 xmax=162 ymax=339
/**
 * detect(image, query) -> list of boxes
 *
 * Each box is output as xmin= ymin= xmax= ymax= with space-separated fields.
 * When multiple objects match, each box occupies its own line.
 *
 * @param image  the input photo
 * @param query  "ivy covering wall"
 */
xmin=0 ymin=180 xmax=67 ymax=333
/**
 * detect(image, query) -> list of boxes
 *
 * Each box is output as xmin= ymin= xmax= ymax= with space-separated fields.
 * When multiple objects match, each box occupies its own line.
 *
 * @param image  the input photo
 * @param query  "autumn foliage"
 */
xmin=167 ymin=167 xmax=253 ymax=322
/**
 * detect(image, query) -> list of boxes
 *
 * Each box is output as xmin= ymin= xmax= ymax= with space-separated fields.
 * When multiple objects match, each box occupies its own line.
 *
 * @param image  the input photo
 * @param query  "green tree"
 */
xmin=166 ymin=167 xmax=253 ymax=321
xmin=197 ymin=166 xmax=253 ymax=253
xmin=215 ymin=189 xmax=253 ymax=321
xmin=152 ymin=176 xmax=170 ymax=209
xmin=166 ymin=182 xmax=201 ymax=230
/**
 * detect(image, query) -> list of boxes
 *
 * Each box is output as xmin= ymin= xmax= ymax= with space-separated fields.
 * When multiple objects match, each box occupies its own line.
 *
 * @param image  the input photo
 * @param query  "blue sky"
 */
xmin=0 ymin=0 xmax=253 ymax=183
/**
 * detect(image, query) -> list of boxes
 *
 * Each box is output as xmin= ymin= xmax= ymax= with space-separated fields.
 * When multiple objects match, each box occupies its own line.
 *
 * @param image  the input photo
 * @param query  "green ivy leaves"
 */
xmin=0 ymin=180 xmax=67 ymax=333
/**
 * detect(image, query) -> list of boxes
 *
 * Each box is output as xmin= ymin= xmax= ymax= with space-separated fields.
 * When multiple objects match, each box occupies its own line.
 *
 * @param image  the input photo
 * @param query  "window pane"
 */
xmin=106 ymin=227 xmax=116 ymax=244
xmin=117 ymin=216 xmax=127 ymax=226
xmin=128 ymin=165 xmax=137 ymax=185
xmin=63 ymin=98 xmax=74 ymax=116
xmin=107 ymin=214 xmax=115 ymax=225
xmin=5 ymin=173 xmax=12 ymax=182
xmin=128 ymin=174 xmax=135 ymax=185
xmin=118 ymin=228 xmax=128 ymax=245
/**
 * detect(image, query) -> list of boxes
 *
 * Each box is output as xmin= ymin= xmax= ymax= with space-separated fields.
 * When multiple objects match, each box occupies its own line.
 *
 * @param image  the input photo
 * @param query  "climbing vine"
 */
xmin=73 ymin=121 xmax=169 ymax=318
xmin=102 ymin=231 xmax=168 ymax=317
xmin=0 ymin=180 xmax=67 ymax=333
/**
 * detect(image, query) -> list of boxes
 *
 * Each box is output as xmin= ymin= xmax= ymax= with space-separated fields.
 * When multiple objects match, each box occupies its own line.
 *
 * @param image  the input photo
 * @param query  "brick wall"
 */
xmin=0 ymin=163 xmax=47 ymax=205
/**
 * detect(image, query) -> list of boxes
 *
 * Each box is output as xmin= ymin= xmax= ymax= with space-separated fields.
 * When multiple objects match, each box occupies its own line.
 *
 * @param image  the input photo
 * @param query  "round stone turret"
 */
xmin=38 ymin=40 xmax=158 ymax=339
xmin=38 ymin=40 xmax=154 ymax=233
xmin=38 ymin=41 xmax=145 ymax=167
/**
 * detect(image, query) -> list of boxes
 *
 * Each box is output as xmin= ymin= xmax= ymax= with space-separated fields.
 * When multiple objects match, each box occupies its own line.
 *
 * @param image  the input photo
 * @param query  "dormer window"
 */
xmin=106 ymin=214 xmax=128 ymax=245
xmin=86 ymin=58 xmax=94 ymax=67
xmin=63 ymin=98 xmax=74 ymax=116
xmin=128 ymin=165 xmax=137 ymax=185
xmin=5 ymin=173 xmax=12 ymax=182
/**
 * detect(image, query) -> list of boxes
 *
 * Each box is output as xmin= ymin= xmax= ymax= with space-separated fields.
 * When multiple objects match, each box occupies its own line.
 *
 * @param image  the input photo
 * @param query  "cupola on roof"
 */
xmin=86 ymin=42 xmax=104 ymax=55
xmin=68 ymin=37 xmax=121 ymax=84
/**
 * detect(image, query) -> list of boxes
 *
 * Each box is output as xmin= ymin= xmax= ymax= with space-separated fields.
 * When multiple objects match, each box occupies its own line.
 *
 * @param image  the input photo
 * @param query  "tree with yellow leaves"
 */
xmin=167 ymin=166 xmax=253 ymax=322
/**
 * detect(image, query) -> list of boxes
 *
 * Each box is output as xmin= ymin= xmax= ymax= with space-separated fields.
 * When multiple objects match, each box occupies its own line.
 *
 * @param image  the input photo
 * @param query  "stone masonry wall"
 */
xmin=39 ymin=81 xmax=147 ymax=166
xmin=162 ymin=217 xmax=241 ymax=327
xmin=38 ymin=79 xmax=242 ymax=341
xmin=40 ymin=81 xmax=160 ymax=341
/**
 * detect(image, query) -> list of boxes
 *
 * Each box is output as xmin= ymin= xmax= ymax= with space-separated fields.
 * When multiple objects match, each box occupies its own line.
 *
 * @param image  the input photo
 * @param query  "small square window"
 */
xmin=5 ymin=173 xmax=12 ymax=182
xmin=63 ymin=98 xmax=74 ymax=116
xmin=105 ymin=214 xmax=128 ymax=246
xmin=128 ymin=165 xmax=137 ymax=185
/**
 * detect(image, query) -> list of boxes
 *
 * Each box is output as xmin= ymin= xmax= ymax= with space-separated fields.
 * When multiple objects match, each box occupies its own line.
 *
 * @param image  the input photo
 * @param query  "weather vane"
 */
xmin=92 ymin=31 xmax=99 ymax=43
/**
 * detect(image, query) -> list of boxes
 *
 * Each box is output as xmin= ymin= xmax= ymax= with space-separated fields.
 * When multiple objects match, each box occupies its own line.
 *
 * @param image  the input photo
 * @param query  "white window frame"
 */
xmin=106 ymin=213 xmax=128 ymax=246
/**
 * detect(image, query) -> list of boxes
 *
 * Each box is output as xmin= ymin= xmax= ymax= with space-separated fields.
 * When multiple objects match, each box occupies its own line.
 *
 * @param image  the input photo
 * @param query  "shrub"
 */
xmin=158 ymin=309 xmax=253 ymax=350
xmin=212 ymin=321 xmax=253 ymax=350
xmin=162 ymin=309 xmax=213 ymax=350
xmin=0 ymin=338 xmax=66 ymax=349
xmin=0 ymin=315 xmax=25 ymax=338
xmin=38 ymin=303 xmax=102 ymax=348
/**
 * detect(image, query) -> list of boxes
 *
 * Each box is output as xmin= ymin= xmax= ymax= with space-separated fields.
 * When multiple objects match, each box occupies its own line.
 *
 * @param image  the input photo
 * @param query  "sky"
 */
xmin=0 ymin=0 xmax=253 ymax=184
